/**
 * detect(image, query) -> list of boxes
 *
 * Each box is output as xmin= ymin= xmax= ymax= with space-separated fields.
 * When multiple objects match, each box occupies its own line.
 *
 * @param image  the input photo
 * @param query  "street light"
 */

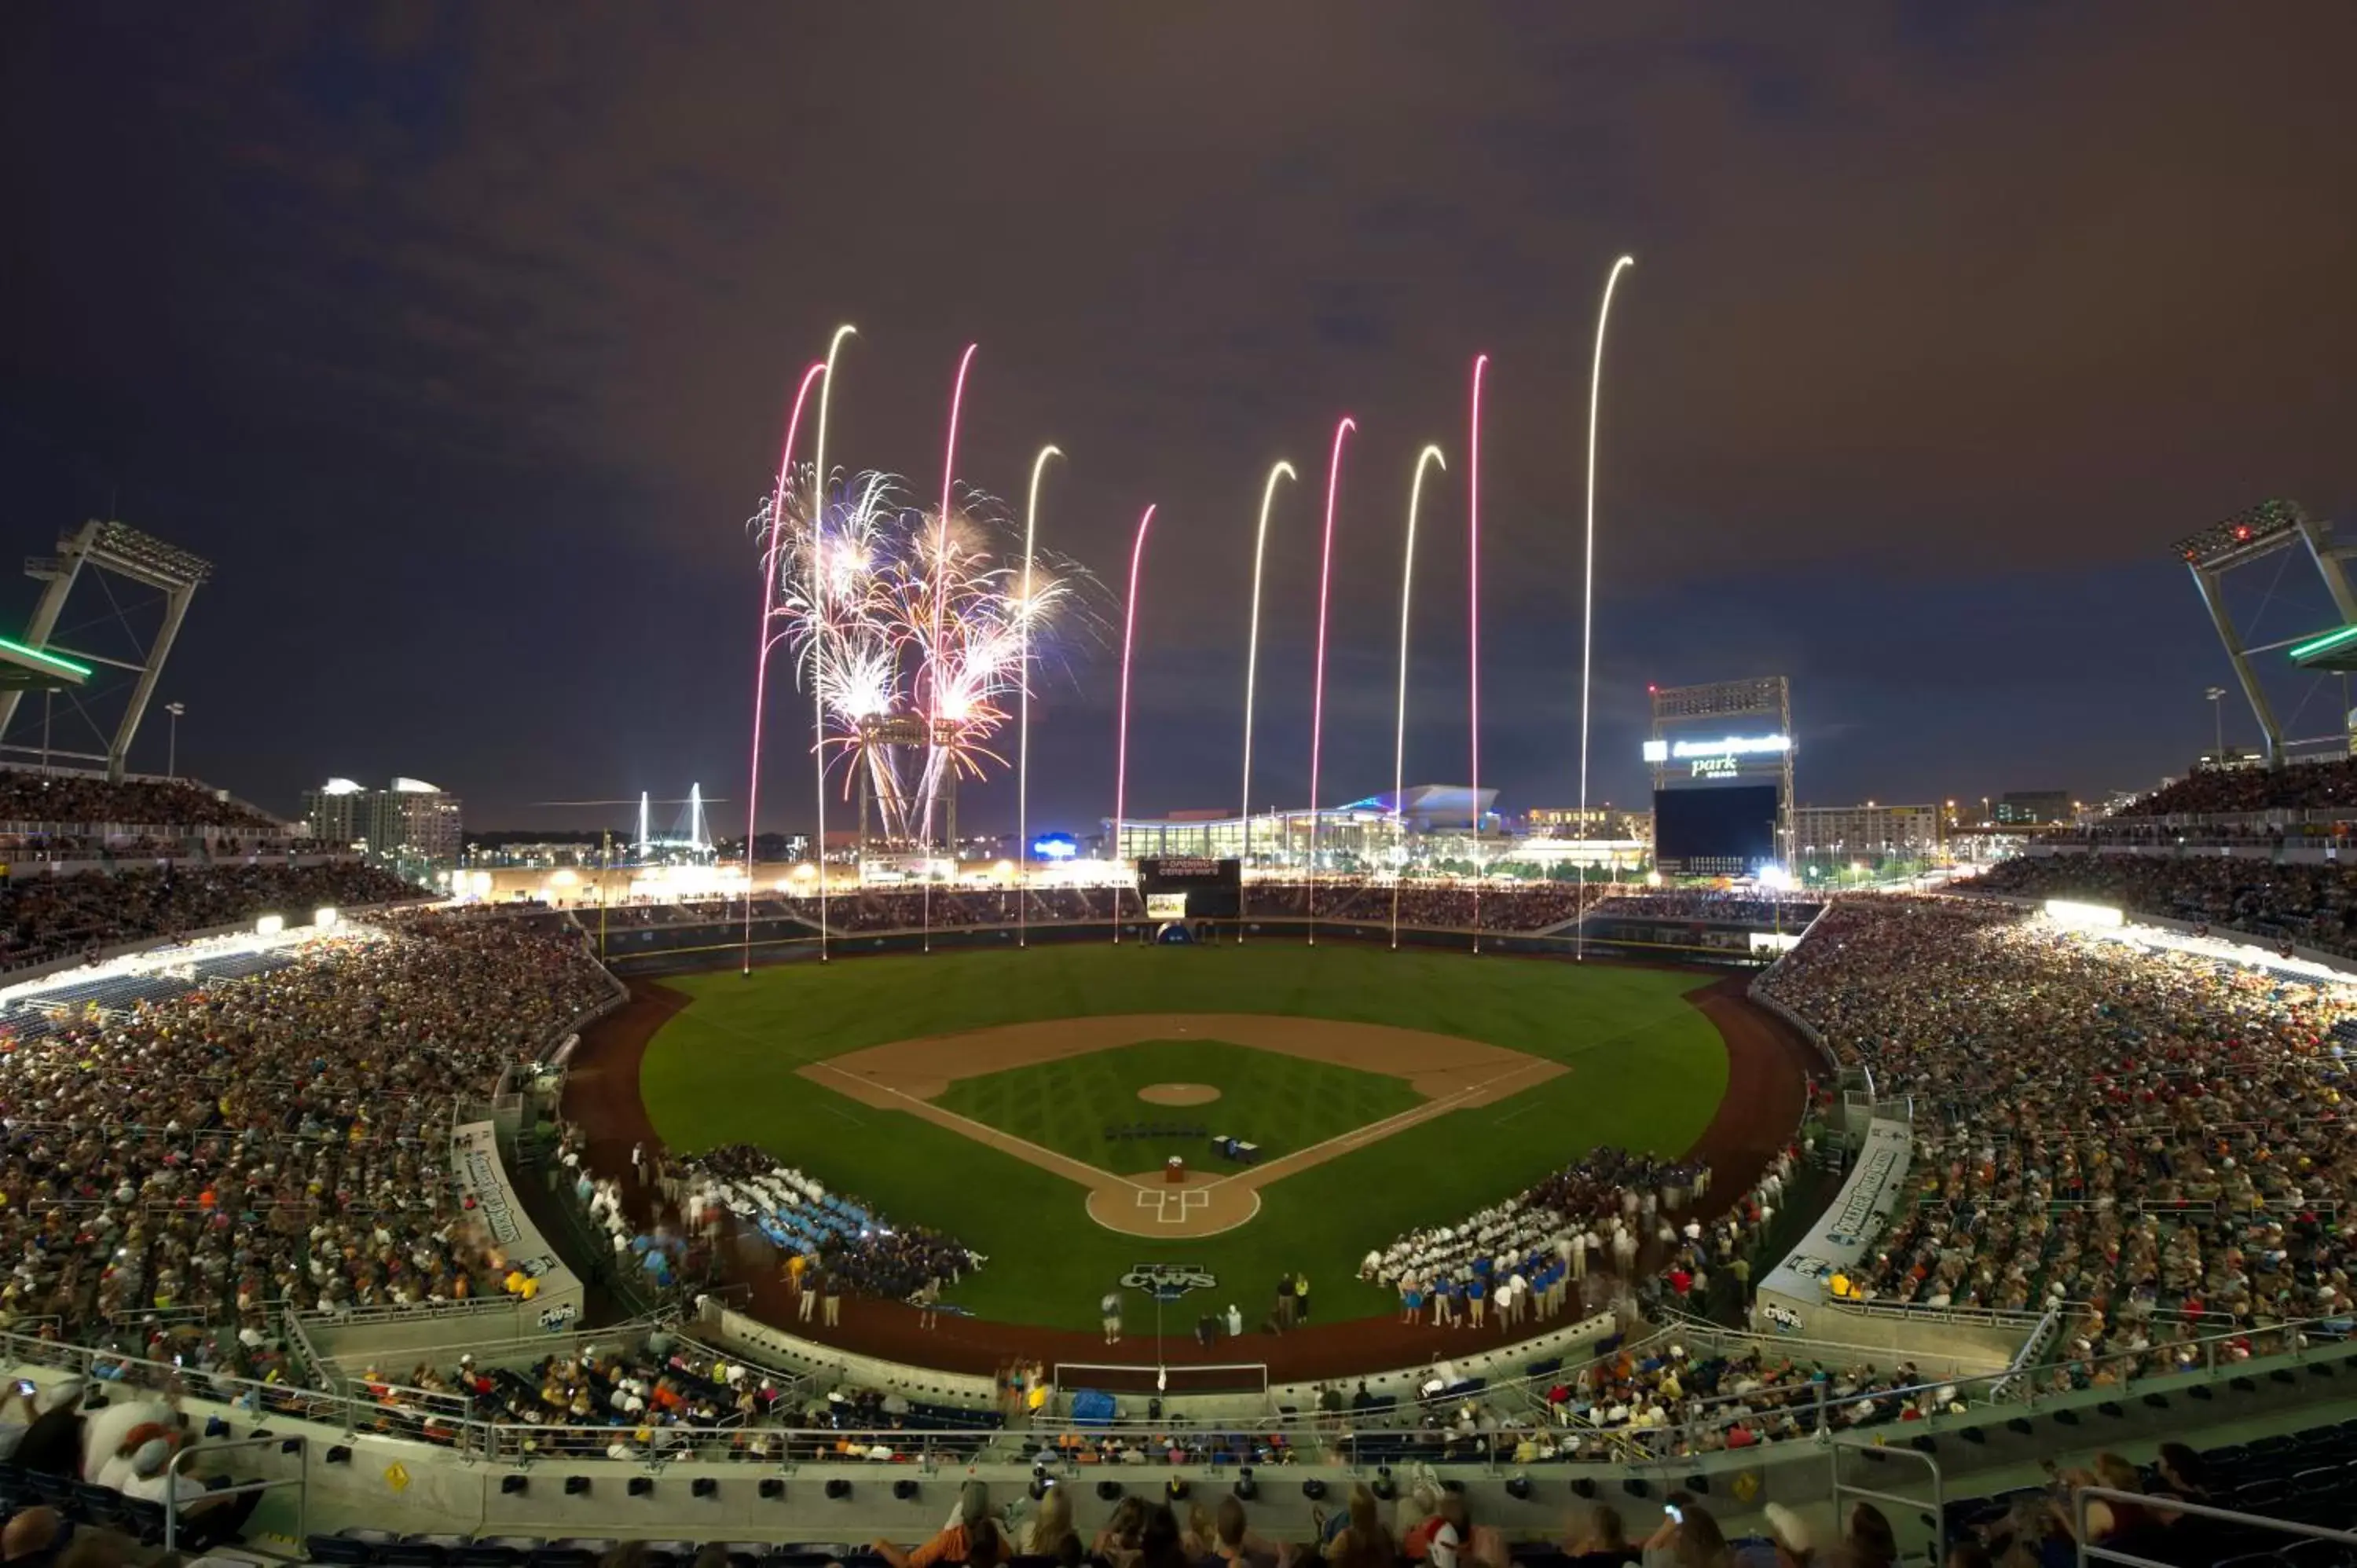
xmin=164 ymin=702 xmax=185 ymax=779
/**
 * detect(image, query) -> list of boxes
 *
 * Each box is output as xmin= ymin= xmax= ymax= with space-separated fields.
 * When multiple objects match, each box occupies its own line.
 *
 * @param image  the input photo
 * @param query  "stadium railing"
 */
xmin=2071 ymin=1486 xmax=2357 ymax=1568
xmin=5 ymin=1305 xmax=2348 ymax=1482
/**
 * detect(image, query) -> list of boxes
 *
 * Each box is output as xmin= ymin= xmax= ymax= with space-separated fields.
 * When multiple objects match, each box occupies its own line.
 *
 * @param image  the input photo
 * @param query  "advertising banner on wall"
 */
xmin=1754 ymin=1117 xmax=1911 ymax=1331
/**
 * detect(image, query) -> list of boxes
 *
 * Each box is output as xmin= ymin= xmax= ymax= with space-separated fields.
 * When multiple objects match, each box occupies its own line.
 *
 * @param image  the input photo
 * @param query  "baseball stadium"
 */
xmin=0 ymin=482 xmax=2352 ymax=1561
xmin=4 ymin=46 xmax=2356 ymax=1559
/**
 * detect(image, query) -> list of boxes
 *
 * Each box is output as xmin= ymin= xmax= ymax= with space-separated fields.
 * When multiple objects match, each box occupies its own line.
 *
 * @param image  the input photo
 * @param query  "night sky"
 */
xmin=3 ymin=5 xmax=2353 ymax=837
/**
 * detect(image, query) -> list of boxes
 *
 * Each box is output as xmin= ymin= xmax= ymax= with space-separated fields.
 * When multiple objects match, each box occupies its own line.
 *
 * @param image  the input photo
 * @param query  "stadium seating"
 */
xmin=1761 ymin=896 xmax=2357 ymax=1342
xmin=1975 ymin=853 xmax=2357 ymax=956
xmin=2114 ymin=756 xmax=2357 ymax=816
xmin=0 ymin=765 xmax=278 ymax=833
xmin=0 ymin=859 xmax=420 ymax=973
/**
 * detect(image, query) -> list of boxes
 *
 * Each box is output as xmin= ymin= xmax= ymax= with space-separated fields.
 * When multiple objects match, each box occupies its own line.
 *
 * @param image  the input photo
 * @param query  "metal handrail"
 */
xmin=1507 ymin=1306 xmax=2352 ymax=1464
xmin=1831 ymin=1431 xmax=1942 ymax=1548
xmin=2073 ymin=1484 xmax=2357 ymax=1568
xmin=8 ymin=1295 xmax=2346 ymax=1471
xmin=163 ymin=1432 xmax=308 ymax=1552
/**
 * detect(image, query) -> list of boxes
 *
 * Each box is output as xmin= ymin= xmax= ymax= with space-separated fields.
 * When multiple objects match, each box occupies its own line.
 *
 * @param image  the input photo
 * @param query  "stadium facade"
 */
xmin=1107 ymin=783 xmax=1497 ymax=865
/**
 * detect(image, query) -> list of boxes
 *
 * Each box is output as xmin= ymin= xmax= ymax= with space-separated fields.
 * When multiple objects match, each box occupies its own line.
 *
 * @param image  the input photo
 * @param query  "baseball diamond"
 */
xmin=566 ymin=939 xmax=1815 ymax=1374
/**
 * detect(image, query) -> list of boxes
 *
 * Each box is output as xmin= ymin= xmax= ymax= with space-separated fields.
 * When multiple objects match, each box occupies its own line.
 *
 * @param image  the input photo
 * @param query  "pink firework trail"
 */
xmin=924 ymin=343 xmax=978 ymax=952
xmin=1307 ymin=416 xmax=1354 ymax=943
xmin=743 ymin=359 xmax=827 ymax=973
xmin=1470 ymin=354 xmax=1489 ymax=951
xmin=1112 ymin=504 xmax=1157 ymax=944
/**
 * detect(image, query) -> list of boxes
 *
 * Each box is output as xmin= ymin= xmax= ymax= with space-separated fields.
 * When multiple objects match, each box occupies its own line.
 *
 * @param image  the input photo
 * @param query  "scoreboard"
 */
xmin=1136 ymin=857 xmax=1242 ymax=919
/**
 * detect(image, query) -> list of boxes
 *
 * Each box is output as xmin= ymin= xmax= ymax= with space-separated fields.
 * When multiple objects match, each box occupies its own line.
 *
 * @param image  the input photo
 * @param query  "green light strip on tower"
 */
xmin=0 ymin=636 xmax=91 ymax=678
xmin=2288 ymin=625 xmax=2357 ymax=661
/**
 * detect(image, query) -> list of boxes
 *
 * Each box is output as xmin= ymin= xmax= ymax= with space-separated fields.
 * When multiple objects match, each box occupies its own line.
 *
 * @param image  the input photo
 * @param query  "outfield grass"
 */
xmin=932 ymin=1037 xmax=1427 ymax=1173
xmin=639 ymin=942 xmax=1727 ymax=1333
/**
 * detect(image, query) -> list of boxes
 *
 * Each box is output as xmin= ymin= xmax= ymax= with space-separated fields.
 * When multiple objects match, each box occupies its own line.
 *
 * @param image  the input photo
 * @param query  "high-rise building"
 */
xmin=1995 ymin=790 xmax=2072 ymax=826
xmin=1793 ymin=801 xmax=1945 ymax=859
xmin=302 ymin=776 xmax=464 ymax=879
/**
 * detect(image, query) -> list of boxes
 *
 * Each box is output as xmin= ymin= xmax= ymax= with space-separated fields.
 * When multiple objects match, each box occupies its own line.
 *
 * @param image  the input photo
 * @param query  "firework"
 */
xmin=1391 ymin=443 xmax=1447 ymax=949
xmin=1237 ymin=460 xmax=1296 ymax=935
xmin=1112 ymin=504 xmax=1157 ymax=945
xmin=755 ymin=469 xmax=1092 ymax=851
xmin=1576 ymin=257 xmax=1636 ymax=961
xmin=1470 ymin=354 xmax=1488 ymax=951
xmin=1307 ymin=416 xmax=1355 ymax=943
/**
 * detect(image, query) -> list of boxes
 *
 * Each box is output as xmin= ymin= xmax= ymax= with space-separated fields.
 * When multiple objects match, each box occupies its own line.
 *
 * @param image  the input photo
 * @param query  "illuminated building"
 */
xmin=302 ymin=776 xmax=464 ymax=880
xmin=1792 ymin=802 xmax=1944 ymax=859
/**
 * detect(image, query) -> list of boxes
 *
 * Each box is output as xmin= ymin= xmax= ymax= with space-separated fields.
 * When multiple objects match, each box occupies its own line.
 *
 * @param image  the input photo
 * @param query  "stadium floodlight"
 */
xmin=255 ymin=914 xmax=285 ymax=937
xmin=0 ymin=520 xmax=213 ymax=779
xmin=313 ymin=907 xmax=338 ymax=930
xmin=2044 ymin=899 xmax=2124 ymax=930
xmin=2170 ymin=499 xmax=2307 ymax=570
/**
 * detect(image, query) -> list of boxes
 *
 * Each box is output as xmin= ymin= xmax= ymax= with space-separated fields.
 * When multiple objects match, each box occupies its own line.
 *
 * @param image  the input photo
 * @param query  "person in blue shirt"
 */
xmin=1466 ymin=1273 xmax=1487 ymax=1328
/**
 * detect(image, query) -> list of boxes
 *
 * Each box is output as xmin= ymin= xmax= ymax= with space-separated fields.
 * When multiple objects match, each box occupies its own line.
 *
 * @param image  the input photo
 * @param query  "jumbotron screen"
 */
xmin=1136 ymin=857 xmax=1242 ymax=918
xmin=1652 ymin=785 xmax=1780 ymax=877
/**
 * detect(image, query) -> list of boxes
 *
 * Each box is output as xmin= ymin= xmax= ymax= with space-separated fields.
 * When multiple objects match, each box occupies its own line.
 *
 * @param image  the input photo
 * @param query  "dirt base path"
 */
xmin=805 ymin=1013 xmax=1563 ymax=1239
xmin=562 ymin=964 xmax=1817 ymax=1383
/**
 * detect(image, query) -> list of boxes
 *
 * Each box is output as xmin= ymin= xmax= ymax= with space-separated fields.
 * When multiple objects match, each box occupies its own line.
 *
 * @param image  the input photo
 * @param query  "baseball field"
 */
xmin=636 ymin=942 xmax=1730 ymax=1332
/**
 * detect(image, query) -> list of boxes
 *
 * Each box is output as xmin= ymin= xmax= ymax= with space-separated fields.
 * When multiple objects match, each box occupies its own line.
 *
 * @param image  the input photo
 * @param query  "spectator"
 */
xmin=1643 ymin=1501 xmax=1731 ymax=1568
xmin=1974 ymin=854 xmax=2357 ymax=958
xmin=1565 ymin=1505 xmax=1640 ymax=1568
xmin=1761 ymin=895 xmax=2357 ymax=1360
xmin=13 ymin=1380 xmax=87 ymax=1477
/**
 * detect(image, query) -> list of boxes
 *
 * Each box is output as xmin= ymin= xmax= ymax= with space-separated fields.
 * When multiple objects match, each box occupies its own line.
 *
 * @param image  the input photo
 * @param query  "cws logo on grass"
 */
xmin=1123 ymin=1262 xmax=1216 ymax=1301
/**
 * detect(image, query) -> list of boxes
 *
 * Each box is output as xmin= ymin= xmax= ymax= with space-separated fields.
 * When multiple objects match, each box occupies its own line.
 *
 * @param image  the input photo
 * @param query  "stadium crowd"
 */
xmin=1250 ymin=882 xmax=1605 ymax=931
xmin=0 ymin=912 xmax=613 ymax=1337
xmin=353 ymin=1329 xmax=797 ymax=1458
xmin=1589 ymin=892 xmax=1821 ymax=925
xmin=575 ymin=882 xmax=1629 ymax=935
xmin=0 ymin=860 xmax=420 ymax=972
xmin=1973 ymin=853 xmax=2357 ymax=958
xmin=0 ymin=768 xmax=279 ymax=832
xmin=1760 ymin=895 xmax=2357 ymax=1372
xmin=2117 ymin=756 xmax=2357 ymax=817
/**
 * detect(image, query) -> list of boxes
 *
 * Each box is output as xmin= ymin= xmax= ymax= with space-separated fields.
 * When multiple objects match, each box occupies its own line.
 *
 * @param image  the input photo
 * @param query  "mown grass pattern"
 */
xmin=640 ymin=943 xmax=1726 ymax=1332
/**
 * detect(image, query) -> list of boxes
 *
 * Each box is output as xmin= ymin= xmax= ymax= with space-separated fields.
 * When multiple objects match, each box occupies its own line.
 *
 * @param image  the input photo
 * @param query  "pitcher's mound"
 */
xmin=1138 ymin=1083 xmax=1221 ymax=1106
xmin=1086 ymin=1171 xmax=1261 ymax=1237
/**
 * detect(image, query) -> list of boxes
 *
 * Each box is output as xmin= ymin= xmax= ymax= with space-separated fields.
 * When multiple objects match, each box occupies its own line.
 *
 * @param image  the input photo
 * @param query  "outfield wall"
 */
xmin=699 ymin=1299 xmax=1626 ymax=1424
xmin=600 ymin=914 xmax=1777 ymax=976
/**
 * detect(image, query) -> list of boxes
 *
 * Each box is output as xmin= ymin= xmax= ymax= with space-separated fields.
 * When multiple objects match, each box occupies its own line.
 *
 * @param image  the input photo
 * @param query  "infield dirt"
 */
xmin=799 ymin=1013 xmax=1564 ymax=1238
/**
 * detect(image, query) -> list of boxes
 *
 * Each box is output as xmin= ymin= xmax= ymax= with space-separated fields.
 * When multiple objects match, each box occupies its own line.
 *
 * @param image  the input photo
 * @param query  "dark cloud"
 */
xmin=0 ymin=2 xmax=2351 ymax=829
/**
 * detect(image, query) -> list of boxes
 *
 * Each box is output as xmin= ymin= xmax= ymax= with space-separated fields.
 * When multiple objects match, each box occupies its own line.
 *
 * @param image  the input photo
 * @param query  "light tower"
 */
xmin=0 ymin=520 xmax=212 ymax=780
xmin=2174 ymin=500 xmax=2357 ymax=767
